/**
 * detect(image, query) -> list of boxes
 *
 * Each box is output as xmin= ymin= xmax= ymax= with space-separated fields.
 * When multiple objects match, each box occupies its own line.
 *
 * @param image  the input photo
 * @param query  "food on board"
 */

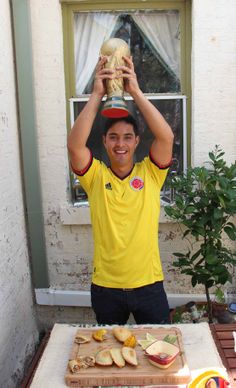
xmin=92 ymin=328 xmax=107 ymax=342
xmin=68 ymin=359 xmax=80 ymax=373
xmin=121 ymin=347 xmax=138 ymax=366
xmin=95 ymin=348 xmax=113 ymax=366
xmin=110 ymin=347 xmax=126 ymax=367
xmin=137 ymin=332 xmax=157 ymax=350
xmin=146 ymin=333 xmax=157 ymax=342
xmin=68 ymin=355 xmax=95 ymax=373
xmin=74 ymin=334 xmax=91 ymax=344
xmin=138 ymin=332 xmax=177 ymax=350
xmin=113 ymin=326 xmax=132 ymax=342
xmin=123 ymin=334 xmax=137 ymax=348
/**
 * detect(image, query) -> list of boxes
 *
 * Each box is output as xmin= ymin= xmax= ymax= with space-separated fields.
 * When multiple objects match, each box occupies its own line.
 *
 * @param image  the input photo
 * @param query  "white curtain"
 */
xmin=132 ymin=12 xmax=180 ymax=79
xmin=74 ymin=13 xmax=120 ymax=95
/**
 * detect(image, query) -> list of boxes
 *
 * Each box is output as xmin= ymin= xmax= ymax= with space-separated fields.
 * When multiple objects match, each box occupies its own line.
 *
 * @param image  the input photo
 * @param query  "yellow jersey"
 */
xmin=75 ymin=154 xmax=168 ymax=288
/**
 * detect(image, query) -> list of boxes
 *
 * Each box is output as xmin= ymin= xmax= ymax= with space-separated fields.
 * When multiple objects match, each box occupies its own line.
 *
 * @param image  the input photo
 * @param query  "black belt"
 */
xmin=92 ymin=282 xmax=160 ymax=292
xmin=122 ymin=288 xmax=134 ymax=291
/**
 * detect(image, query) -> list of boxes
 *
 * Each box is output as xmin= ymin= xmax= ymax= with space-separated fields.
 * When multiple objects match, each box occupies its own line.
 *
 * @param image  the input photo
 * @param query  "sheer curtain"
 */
xmin=132 ymin=12 xmax=180 ymax=79
xmin=74 ymin=13 xmax=119 ymax=95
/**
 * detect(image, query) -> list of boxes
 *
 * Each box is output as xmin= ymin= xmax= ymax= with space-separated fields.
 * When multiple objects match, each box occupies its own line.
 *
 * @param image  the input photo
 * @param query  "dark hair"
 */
xmin=103 ymin=115 xmax=139 ymax=136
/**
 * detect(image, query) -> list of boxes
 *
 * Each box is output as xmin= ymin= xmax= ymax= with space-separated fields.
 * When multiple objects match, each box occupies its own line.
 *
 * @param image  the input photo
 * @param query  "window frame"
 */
xmin=61 ymin=1 xmax=191 ymax=95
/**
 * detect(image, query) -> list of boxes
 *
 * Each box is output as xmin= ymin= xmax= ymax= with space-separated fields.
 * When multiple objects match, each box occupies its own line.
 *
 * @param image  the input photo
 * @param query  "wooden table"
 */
xmin=210 ymin=324 xmax=236 ymax=387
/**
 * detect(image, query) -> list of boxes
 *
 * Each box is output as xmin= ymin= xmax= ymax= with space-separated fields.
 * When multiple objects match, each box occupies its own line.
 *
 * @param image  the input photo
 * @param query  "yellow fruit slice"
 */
xmin=123 ymin=335 xmax=137 ymax=348
xmin=92 ymin=329 xmax=107 ymax=342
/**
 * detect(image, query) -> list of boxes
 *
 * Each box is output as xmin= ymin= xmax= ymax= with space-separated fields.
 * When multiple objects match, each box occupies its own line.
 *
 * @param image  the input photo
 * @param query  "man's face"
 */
xmin=103 ymin=121 xmax=140 ymax=169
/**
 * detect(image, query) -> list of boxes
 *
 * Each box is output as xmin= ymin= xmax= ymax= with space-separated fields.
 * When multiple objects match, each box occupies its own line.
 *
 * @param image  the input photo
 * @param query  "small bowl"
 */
xmin=145 ymin=340 xmax=179 ymax=369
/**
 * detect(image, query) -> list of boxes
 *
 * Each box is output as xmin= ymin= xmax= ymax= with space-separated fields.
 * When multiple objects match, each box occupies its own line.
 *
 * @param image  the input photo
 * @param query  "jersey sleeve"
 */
xmin=144 ymin=153 xmax=172 ymax=188
xmin=70 ymin=151 xmax=100 ymax=195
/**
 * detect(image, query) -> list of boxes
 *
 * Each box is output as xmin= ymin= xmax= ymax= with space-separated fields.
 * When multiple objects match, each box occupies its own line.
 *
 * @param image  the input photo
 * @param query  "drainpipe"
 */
xmin=11 ymin=0 xmax=49 ymax=288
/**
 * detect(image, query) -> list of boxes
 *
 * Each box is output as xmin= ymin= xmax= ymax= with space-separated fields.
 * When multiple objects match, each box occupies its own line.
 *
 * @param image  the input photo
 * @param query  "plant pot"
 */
xmin=170 ymin=301 xmax=233 ymax=324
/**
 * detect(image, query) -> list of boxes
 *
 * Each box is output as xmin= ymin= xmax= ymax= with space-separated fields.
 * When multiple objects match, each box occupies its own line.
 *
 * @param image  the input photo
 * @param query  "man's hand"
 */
xmin=68 ymin=56 xmax=116 ymax=172
xmin=93 ymin=56 xmax=115 ymax=98
xmin=115 ymin=56 xmax=173 ymax=167
xmin=116 ymin=56 xmax=141 ymax=96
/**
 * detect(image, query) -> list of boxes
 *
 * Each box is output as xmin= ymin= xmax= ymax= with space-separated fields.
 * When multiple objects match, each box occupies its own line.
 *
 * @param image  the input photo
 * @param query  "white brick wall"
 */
xmin=0 ymin=1 xmax=39 ymax=386
xmin=192 ymin=0 xmax=236 ymax=165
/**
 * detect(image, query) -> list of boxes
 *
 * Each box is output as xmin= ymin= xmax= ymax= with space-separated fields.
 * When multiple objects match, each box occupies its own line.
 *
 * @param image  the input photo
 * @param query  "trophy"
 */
xmin=100 ymin=38 xmax=130 ymax=118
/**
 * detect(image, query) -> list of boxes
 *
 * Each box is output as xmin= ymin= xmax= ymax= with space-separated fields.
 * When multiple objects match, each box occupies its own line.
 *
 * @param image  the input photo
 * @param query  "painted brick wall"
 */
xmin=0 ymin=1 xmax=39 ymax=387
xmin=191 ymin=0 xmax=236 ymax=165
xmin=28 ymin=0 xmax=236 ymax=327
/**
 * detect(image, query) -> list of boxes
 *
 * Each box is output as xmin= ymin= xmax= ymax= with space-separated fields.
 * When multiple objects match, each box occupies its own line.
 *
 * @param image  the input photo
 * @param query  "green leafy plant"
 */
xmin=165 ymin=146 xmax=236 ymax=323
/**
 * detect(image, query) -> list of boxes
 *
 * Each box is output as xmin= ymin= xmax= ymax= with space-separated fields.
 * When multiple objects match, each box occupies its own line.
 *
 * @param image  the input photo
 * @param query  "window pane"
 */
xmin=74 ymin=98 xmax=183 ymax=173
xmin=72 ymin=97 xmax=184 ymax=203
xmin=74 ymin=11 xmax=181 ymax=95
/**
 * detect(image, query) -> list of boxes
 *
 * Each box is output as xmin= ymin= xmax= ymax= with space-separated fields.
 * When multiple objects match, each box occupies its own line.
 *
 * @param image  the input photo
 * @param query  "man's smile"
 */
xmin=114 ymin=149 xmax=127 ymax=154
xmin=103 ymin=121 xmax=140 ymax=175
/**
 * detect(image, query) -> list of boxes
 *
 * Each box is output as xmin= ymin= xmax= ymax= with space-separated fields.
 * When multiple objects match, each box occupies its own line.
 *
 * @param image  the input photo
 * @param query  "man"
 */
xmin=67 ymin=56 xmax=174 ymax=324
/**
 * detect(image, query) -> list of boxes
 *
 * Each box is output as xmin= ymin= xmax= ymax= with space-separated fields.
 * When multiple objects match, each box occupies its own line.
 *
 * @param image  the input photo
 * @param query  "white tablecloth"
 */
xmin=30 ymin=323 xmax=229 ymax=388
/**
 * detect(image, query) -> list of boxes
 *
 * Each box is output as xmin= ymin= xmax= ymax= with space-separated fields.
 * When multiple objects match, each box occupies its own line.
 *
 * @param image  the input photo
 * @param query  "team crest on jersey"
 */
xmin=130 ymin=176 xmax=144 ymax=191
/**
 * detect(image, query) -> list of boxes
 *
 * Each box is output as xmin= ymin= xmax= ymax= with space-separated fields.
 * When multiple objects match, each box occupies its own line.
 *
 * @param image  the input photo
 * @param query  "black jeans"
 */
xmin=91 ymin=281 xmax=170 ymax=325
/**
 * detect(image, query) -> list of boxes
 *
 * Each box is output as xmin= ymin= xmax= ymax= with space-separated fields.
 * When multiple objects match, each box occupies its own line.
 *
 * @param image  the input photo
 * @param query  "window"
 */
xmin=62 ymin=1 xmax=191 ymax=205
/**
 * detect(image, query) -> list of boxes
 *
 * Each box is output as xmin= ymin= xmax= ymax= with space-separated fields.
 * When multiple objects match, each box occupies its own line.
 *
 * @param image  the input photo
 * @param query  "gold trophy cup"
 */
xmin=100 ymin=38 xmax=130 ymax=118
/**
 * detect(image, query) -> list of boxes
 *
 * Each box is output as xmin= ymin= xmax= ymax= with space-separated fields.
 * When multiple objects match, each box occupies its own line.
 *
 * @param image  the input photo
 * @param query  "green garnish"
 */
xmin=163 ymin=334 xmax=177 ymax=344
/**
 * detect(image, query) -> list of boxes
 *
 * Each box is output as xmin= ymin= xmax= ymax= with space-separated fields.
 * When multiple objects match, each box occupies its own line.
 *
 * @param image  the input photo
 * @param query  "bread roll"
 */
xmin=113 ymin=327 xmax=132 ymax=343
xmin=95 ymin=348 xmax=113 ymax=366
xmin=121 ymin=347 xmax=138 ymax=366
xmin=110 ymin=347 xmax=125 ymax=368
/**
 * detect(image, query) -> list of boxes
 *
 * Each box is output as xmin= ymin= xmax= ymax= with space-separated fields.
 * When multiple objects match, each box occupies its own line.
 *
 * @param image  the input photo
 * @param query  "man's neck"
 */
xmin=110 ymin=163 xmax=134 ymax=179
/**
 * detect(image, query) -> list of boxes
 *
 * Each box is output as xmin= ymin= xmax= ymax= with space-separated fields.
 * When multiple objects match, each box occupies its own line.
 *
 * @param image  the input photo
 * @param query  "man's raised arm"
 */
xmin=67 ymin=57 xmax=113 ymax=172
xmin=118 ymin=57 xmax=174 ymax=167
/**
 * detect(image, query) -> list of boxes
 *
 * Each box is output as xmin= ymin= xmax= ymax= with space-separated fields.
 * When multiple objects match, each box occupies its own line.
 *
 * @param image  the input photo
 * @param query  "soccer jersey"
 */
xmin=74 ymin=153 xmax=168 ymax=288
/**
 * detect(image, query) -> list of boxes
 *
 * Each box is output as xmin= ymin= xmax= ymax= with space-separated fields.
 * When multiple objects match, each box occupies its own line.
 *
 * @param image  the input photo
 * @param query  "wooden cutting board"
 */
xmin=65 ymin=326 xmax=191 ymax=387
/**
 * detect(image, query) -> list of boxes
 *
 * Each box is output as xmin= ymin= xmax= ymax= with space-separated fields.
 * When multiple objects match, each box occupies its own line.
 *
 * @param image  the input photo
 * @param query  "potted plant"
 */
xmin=165 ymin=146 xmax=236 ymax=323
